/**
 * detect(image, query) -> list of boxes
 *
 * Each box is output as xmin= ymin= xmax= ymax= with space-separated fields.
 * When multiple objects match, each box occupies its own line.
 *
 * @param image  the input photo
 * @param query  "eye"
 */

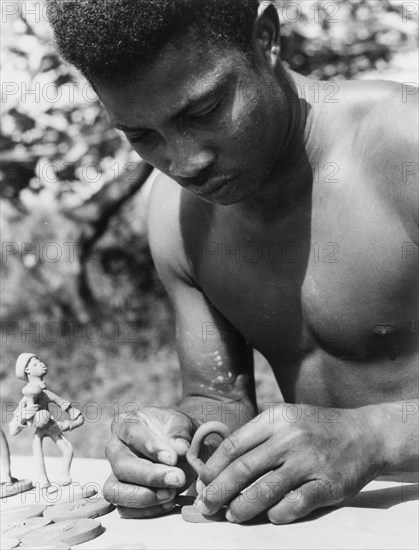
xmin=129 ymin=130 xmax=156 ymax=144
xmin=189 ymin=95 xmax=225 ymax=122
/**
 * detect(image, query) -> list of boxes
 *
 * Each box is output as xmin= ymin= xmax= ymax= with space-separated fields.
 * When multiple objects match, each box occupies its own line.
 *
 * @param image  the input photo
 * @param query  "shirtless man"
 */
xmin=47 ymin=0 xmax=418 ymax=523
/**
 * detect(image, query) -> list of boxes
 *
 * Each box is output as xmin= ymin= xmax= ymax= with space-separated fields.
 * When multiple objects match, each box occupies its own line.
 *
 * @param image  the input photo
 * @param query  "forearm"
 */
xmin=368 ymin=399 xmax=419 ymax=473
xmin=177 ymin=395 xmax=257 ymax=433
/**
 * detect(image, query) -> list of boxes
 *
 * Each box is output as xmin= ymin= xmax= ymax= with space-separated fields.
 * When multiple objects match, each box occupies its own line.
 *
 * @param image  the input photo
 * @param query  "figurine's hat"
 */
xmin=15 ymin=353 xmax=37 ymax=380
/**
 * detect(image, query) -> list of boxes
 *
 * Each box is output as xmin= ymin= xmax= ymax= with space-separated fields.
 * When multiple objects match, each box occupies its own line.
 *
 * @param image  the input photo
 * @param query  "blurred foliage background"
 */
xmin=0 ymin=0 xmax=418 ymax=460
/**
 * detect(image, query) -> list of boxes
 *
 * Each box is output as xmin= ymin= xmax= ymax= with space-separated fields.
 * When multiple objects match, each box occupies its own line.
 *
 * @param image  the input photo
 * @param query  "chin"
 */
xmin=190 ymin=178 xmax=258 ymax=206
xmin=219 ymin=186 xmax=260 ymax=206
xmin=196 ymin=190 xmax=247 ymax=206
xmin=213 ymin=195 xmax=246 ymax=206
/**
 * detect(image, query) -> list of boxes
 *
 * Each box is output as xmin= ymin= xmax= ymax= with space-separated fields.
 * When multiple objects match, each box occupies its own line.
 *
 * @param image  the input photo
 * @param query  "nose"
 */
xmin=167 ymin=137 xmax=214 ymax=180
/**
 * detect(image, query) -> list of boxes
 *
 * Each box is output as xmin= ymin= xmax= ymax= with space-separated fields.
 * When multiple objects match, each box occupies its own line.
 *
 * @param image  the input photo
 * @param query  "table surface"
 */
xmin=1 ymin=456 xmax=418 ymax=550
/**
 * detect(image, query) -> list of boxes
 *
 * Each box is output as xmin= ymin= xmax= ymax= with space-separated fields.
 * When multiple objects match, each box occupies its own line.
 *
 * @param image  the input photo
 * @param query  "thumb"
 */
xmin=169 ymin=437 xmax=190 ymax=457
xmin=124 ymin=408 xmax=196 ymax=465
xmin=164 ymin=413 xmax=196 ymax=457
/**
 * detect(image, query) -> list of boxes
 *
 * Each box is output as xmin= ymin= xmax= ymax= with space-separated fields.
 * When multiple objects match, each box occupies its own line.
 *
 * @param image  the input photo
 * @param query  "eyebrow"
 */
xmin=114 ymin=74 xmax=229 ymax=132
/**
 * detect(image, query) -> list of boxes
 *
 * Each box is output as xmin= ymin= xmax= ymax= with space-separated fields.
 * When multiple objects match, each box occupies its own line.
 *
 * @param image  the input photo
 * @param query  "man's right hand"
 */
xmin=104 ymin=406 xmax=199 ymax=518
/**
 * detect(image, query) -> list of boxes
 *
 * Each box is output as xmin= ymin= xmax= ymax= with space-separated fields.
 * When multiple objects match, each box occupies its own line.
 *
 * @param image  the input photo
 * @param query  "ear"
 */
xmin=25 ymin=357 xmax=36 ymax=373
xmin=254 ymin=2 xmax=280 ymax=66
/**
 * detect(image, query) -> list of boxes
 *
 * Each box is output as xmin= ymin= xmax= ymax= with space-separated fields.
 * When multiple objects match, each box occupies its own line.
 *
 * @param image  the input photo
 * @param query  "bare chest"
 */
xmin=192 ymin=194 xmax=417 ymax=365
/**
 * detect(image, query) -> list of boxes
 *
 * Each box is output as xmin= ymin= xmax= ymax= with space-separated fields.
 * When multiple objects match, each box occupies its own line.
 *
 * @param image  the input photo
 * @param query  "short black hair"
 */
xmin=46 ymin=0 xmax=260 ymax=82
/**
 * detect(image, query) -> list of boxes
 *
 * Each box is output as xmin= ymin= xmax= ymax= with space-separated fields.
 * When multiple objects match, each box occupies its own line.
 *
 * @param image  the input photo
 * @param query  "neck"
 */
xmin=236 ymin=69 xmax=317 ymax=221
xmin=27 ymin=375 xmax=44 ymax=386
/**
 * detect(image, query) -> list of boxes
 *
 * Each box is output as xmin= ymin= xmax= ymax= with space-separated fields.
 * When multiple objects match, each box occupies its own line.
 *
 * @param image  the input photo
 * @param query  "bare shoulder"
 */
xmin=147 ymin=172 xmax=217 ymax=283
xmin=359 ymin=79 xmax=416 ymax=140
xmin=367 ymin=80 xmax=418 ymax=230
xmin=146 ymin=172 xmax=190 ymax=284
xmin=334 ymin=79 xmax=417 ymax=140
xmin=343 ymin=80 xmax=418 ymax=230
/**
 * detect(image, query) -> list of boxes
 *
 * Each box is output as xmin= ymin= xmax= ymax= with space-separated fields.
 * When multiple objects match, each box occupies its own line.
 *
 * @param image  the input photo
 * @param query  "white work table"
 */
xmin=1 ymin=456 xmax=418 ymax=550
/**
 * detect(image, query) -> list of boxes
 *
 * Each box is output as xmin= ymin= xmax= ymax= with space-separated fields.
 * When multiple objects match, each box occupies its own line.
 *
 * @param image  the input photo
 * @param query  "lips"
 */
xmin=194 ymin=181 xmax=226 ymax=196
xmin=191 ymin=174 xmax=236 ymax=196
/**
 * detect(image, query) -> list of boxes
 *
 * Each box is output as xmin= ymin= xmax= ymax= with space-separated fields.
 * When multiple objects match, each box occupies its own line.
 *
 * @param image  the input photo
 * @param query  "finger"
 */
xmin=173 ymin=454 xmax=198 ymax=490
xmin=196 ymin=443 xmax=279 ymax=514
xmin=103 ymin=474 xmax=177 ymax=508
xmin=199 ymin=418 xmax=272 ymax=485
xmin=226 ymin=466 xmax=305 ymax=524
xmin=160 ymin=412 xmax=196 ymax=443
xmin=267 ymin=479 xmax=342 ymax=524
xmin=168 ymin=437 xmax=190 ymax=457
xmin=106 ymin=438 xmax=186 ymax=488
xmin=128 ymin=406 xmax=196 ymax=458
xmin=114 ymin=420 xmax=179 ymax=466
xmin=196 ymin=478 xmax=205 ymax=496
xmin=117 ymin=501 xmax=176 ymax=519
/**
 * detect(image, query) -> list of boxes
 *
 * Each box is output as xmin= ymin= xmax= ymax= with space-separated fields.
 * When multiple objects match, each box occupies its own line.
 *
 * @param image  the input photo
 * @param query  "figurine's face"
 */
xmin=25 ymin=357 xmax=48 ymax=378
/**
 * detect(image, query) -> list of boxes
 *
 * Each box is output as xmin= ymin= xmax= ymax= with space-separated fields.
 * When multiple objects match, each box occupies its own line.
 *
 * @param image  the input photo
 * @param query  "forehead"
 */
xmin=95 ymin=37 xmax=251 ymax=127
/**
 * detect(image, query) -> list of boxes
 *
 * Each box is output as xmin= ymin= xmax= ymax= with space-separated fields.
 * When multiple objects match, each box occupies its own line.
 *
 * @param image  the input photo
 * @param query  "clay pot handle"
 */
xmin=186 ymin=421 xmax=231 ymax=477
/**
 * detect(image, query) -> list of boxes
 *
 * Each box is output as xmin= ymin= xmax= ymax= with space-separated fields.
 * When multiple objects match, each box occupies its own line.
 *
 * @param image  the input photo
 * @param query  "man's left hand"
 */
xmin=196 ymin=404 xmax=386 ymax=524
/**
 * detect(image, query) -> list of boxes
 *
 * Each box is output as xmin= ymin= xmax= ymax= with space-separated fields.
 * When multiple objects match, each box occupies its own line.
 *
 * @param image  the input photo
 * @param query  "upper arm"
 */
xmin=368 ymin=82 xmax=418 ymax=235
xmin=147 ymin=174 xmax=255 ymax=406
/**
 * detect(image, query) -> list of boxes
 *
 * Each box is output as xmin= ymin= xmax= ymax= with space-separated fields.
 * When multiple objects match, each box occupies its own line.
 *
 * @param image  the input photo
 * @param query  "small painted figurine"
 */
xmin=0 ymin=427 xmax=33 ymax=498
xmin=9 ymin=353 xmax=84 ymax=490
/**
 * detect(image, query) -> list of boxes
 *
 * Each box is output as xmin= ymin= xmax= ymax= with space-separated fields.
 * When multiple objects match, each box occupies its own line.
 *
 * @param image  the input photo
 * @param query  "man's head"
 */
xmin=48 ymin=1 xmax=292 ymax=205
xmin=46 ymin=0 xmax=260 ymax=83
xmin=16 ymin=353 xmax=48 ymax=381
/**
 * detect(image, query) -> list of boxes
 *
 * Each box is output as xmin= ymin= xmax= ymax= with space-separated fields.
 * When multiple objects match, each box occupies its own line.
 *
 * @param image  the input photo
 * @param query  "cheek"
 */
xmin=230 ymin=85 xmax=270 ymax=140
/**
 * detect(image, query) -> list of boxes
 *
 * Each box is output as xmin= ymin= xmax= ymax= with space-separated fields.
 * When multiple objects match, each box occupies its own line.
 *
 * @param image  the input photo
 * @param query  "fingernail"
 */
xmin=194 ymin=498 xmax=212 ymax=515
xmin=164 ymin=471 xmax=182 ymax=486
xmin=157 ymin=451 xmax=173 ymax=465
xmin=156 ymin=489 xmax=174 ymax=501
xmin=225 ymin=509 xmax=237 ymax=523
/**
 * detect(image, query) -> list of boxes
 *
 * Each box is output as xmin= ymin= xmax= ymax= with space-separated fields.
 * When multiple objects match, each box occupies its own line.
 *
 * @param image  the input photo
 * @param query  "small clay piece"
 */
xmin=34 ymin=482 xmax=98 ymax=504
xmin=107 ymin=545 xmax=147 ymax=549
xmin=21 ymin=518 xmax=104 ymax=546
xmin=183 ymin=421 xmax=231 ymax=523
xmin=0 ymin=479 xmax=33 ymax=499
xmin=43 ymin=496 xmax=115 ymax=522
xmin=9 ymin=353 xmax=85 ymax=490
xmin=181 ymin=504 xmax=226 ymax=523
xmin=67 ymin=483 xmax=98 ymax=500
xmin=186 ymin=421 xmax=231 ymax=477
xmin=0 ymin=537 xmax=19 ymax=549
xmin=0 ymin=427 xmax=33 ymax=498
xmin=19 ymin=544 xmax=70 ymax=550
xmin=1 ymin=504 xmax=48 ymax=524
xmin=1 ymin=517 xmax=52 ymax=540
